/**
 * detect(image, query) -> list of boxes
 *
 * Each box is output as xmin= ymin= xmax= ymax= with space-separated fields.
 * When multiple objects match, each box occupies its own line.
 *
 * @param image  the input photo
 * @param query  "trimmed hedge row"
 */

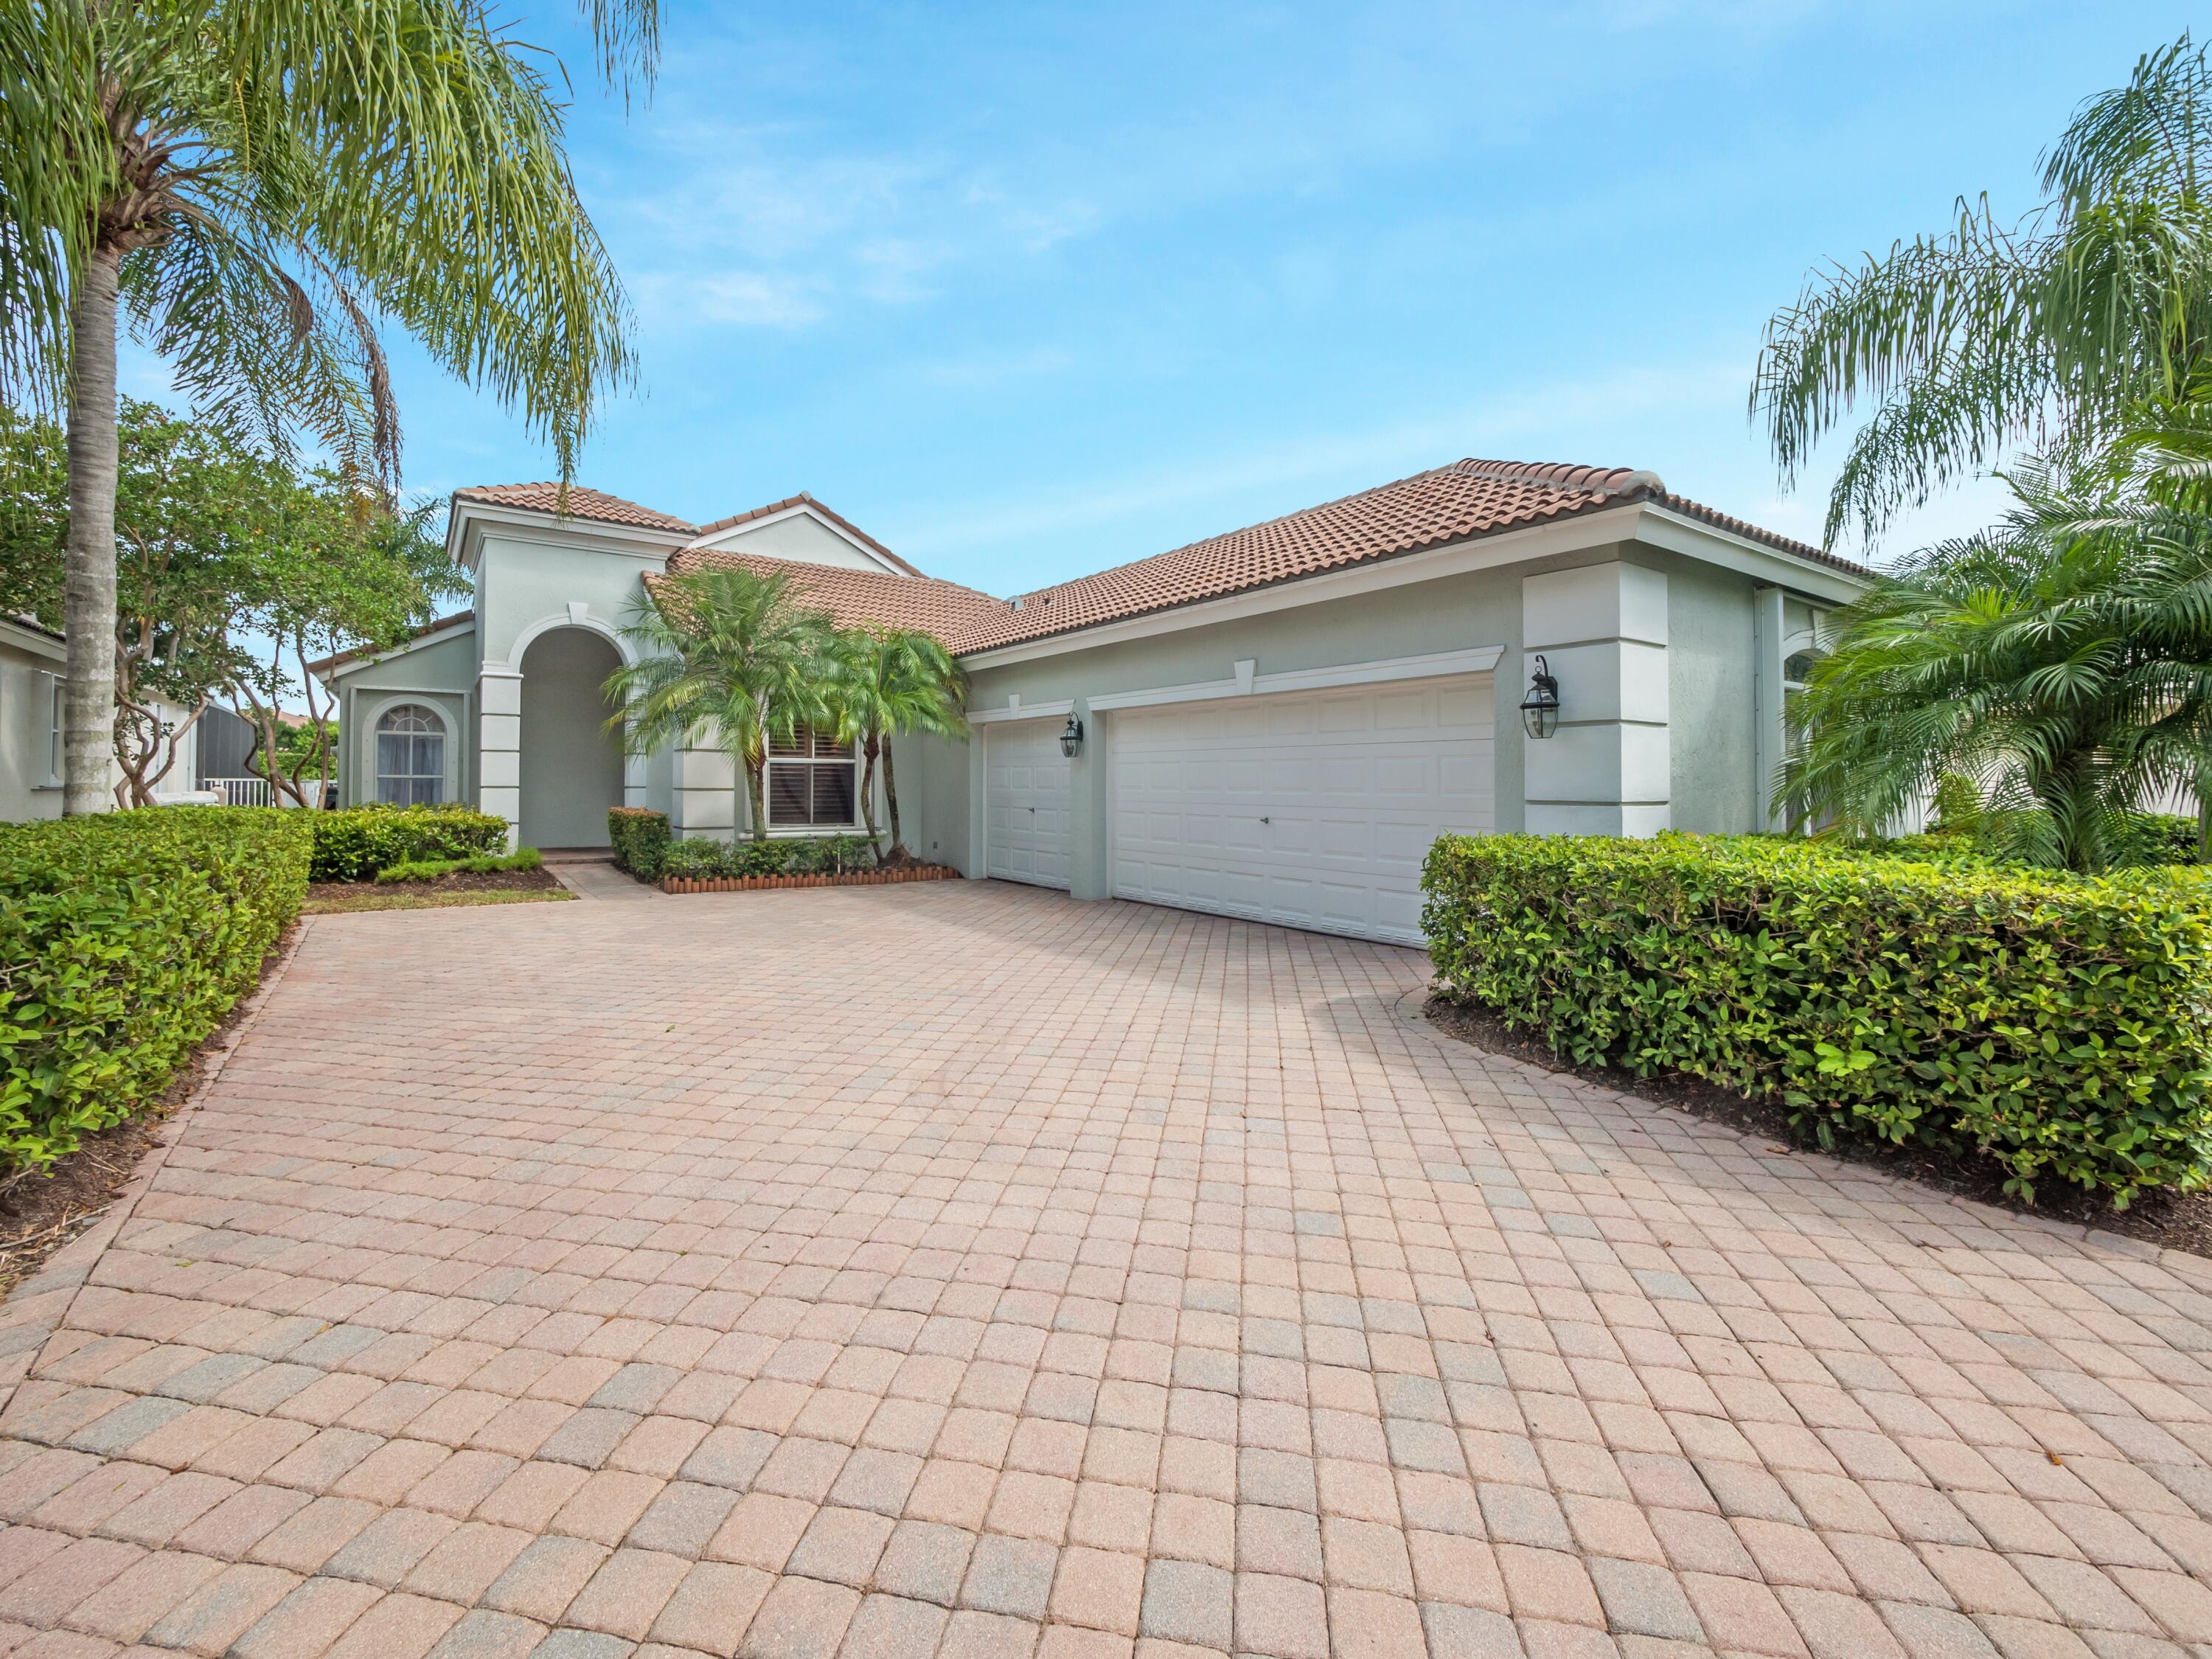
xmin=608 ymin=807 xmax=671 ymax=879
xmin=373 ymin=847 xmax=543 ymax=884
xmin=660 ymin=833 xmax=877 ymax=880
xmin=311 ymin=804 xmax=509 ymax=881
xmin=0 ymin=808 xmax=312 ymax=1173
xmin=1421 ymin=832 xmax=2212 ymax=1205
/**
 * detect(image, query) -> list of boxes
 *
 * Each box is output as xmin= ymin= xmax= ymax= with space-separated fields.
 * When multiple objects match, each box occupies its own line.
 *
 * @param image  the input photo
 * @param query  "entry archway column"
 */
xmin=478 ymin=665 xmax=524 ymax=849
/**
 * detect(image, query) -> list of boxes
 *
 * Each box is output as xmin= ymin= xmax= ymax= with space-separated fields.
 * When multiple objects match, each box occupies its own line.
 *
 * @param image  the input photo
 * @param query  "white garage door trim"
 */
xmin=1086 ymin=644 xmax=1503 ymax=714
xmin=1107 ymin=672 xmax=1494 ymax=945
xmin=982 ymin=716 xmax=1073 ymax=890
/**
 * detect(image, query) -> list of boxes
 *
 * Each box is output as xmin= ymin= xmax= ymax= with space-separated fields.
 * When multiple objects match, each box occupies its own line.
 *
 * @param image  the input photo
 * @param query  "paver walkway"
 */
xmin=0 ymin=883 xmax=2207 ymax=1659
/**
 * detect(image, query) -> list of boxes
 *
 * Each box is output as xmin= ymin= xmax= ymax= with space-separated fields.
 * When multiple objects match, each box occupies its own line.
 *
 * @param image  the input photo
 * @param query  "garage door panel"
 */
xmin=984 ymin=717 xmax=1072 ymax=890
xmin=1109 ymin=673 xmax=1493 ymax=945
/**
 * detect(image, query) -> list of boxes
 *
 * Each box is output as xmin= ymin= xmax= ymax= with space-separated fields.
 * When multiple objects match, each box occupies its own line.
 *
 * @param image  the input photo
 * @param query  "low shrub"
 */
xmin=372 ymin=847 xmax=543 ymax=884
xmin=312 ymin=804 xmax=509 ymax=881
xmin=658 ymin=834 xmax=879 ymax=880
xmin=608 ymin=807 xmax=671 ymax=878
xmin=1421 ymin=832 xmax=2212 ymax=1206
xmin=0 ymin=807 xmax=312 ymax=1173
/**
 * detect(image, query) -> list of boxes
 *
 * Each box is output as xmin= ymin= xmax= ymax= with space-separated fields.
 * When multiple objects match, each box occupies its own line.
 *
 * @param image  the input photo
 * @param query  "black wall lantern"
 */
xmin=1059 ymin=715 xmax=1085 ymax=758
xmin=1520 ymin=655 xmax=1560 ymax=740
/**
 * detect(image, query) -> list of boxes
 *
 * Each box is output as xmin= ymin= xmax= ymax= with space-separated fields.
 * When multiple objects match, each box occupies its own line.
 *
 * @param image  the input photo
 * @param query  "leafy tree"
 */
xmin=234 ymin=494 xmax=463 ymax=807
xmin=827 ymin=627 xmax=967 ymax=858
xmin=1753 ymin=35 xmax=2212 ymax=546
xmin=1778 ymin=407 xmax=2212 ymax=870
xmin=0 ymin=399 xmax=465 ymax=805
xmin=607 ymin=567 xmax=840 ymax=842
xmin=0 ymin=0 xmax=654 ymax=814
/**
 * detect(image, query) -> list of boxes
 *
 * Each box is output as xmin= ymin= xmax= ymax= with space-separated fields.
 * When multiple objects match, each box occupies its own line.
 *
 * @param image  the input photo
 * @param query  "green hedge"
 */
xmin=0 ymin=807 xmax=312 ymax=1172
xmin=1422 ymin=832 xmax=2212 ymax=1205
xmin=608 ymin=807 xmax=671 ymax=879
xmin=660 ymin=834 xmax=877 ymax=880
xmin=373 ymin=847 xmax=543 ymax=884
xmin=311 ymin=804 xmax=509 ymax=881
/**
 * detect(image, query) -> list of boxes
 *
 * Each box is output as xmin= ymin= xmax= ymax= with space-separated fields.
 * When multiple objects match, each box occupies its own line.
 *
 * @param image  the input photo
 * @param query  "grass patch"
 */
xmin=303 ymin=885 xmax=574 ymax=915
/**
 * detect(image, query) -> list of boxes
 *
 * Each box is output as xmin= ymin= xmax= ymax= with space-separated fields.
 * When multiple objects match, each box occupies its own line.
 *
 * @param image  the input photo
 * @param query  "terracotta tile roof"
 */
xmin=947 ymin=459 xmax=1865 ymax=654
xmin=452 ymin=483 xmax=696 ymax=535
xmin=686 ymin=493 xmax=923 ymax=576
xmin=657 ymin=548 xmax=1006 ymax=640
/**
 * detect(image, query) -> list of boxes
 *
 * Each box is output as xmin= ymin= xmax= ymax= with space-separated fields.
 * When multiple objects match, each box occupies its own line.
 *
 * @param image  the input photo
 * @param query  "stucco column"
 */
xmin=1521 ymin=562 xmax=1669 ymax=837
xmin=672 ymin=742 xmax=737 ymax=841
xmin=478 ymin=667 xmax=522 ymax=849
xmin=1068 ymin=699 xmax=1108 ymax=900
xmin=1752 ymin=584 xmax=1787 ymax=832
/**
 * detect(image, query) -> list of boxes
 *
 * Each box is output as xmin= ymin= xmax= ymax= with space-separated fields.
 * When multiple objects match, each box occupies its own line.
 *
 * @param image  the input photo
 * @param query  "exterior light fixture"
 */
xmin=1520 ymin=655 xmax=1560 ymax=740
xmin=1059 ymin=715 xmax=1085 ymax=758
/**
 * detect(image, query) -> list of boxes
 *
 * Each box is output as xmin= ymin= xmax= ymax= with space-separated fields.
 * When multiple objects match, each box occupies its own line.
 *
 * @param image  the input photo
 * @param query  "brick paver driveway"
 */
xmin=0 ymin=883 xmax=2208 ymax=1659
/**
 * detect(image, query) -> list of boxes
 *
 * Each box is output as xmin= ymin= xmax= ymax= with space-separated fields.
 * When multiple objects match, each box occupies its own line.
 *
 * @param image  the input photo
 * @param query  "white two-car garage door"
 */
xmin=1107 ymin=675 xmax=1493 ymax=945
xmin=983 ymin=716 xmax=1071 ymax=888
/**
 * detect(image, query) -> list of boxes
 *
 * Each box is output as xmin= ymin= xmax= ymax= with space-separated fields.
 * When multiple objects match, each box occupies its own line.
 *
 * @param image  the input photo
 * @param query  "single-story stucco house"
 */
xmin=0 ymin=616 xmax=204 ymax=819
xmin=312 ymin=458 xmax=1868 ymax=945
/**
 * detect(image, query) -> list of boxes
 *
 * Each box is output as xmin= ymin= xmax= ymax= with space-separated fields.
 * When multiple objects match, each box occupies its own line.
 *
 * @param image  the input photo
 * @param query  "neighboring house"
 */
xmin=310 ymin=459 xmax=1867 ymax=945
xmin=0 ymin=616 xmax=204 ymax=820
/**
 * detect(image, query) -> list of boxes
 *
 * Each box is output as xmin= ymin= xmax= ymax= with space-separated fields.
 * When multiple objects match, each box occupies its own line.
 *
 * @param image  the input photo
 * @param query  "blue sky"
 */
xmin=131 ymin=1 xmax=2197 ymax=596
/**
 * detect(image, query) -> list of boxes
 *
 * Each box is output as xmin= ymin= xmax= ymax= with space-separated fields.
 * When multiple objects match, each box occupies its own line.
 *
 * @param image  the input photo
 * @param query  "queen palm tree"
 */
xmin=0 ymin=0 xmax=654 ymax=813
xmin=1779 ymin=406 xmax=2212 ymax=870
xmin=1753 ymin=34 xmax=2212 ymax=547
xmin=606 ymin=566 xmax=838 ymax=843
xmin=827 ymin=626 xmax=967 ymax=858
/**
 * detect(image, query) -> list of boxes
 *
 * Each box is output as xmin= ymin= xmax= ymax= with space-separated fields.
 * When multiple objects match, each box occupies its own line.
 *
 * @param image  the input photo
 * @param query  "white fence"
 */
xmin=205 ymin=776 xmax=274 ymax=807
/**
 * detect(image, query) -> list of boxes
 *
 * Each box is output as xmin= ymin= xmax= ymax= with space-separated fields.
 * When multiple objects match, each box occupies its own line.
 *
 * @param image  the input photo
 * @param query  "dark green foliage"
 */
xmin=310 ymin=805 xmax=509 ymax=882
xmin=0 ymin=808 xmax=310 ymax=1173
xmin=606 ymin=807 xmax=670 ymax=878
xmin=658 ymin=834 xmax=877 ymax=880
xmin=372 ymin=847 xmax=542 ymax=884
xmin=1422 ymin=832 xmax=2212 ymax=1206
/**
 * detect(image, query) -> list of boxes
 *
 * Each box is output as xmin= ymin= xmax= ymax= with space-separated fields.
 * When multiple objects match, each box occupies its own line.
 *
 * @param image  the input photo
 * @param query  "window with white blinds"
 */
xmin=767 ymin=723 xmax=858 ymax=828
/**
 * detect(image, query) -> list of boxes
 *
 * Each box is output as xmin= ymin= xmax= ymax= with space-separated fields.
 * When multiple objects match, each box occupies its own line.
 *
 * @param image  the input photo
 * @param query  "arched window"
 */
xmin=375 ymin=705 xmax=445 ymax=806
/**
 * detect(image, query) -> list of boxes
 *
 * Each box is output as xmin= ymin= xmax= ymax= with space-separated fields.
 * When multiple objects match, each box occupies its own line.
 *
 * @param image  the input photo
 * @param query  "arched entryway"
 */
xmin=518 ymin=627 xmax=625 ymax=849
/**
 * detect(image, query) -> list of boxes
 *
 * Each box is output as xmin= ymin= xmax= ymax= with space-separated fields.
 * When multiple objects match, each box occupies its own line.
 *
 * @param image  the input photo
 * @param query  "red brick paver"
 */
xmin=0 ymin=882 xmax=2208 ymax=1659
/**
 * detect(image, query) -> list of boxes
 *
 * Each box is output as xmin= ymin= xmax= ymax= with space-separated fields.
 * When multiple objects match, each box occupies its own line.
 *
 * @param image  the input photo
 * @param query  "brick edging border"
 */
xmin=659 ymin=866 xmax=961 ymax=894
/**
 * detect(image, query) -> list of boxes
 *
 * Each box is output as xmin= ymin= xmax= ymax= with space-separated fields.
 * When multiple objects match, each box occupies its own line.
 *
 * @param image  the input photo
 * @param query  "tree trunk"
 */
xmin=745 ymin=759 xmax=768 ymax=842
xmin=883 ymin=737 xmax=904 ymax=857
xmin=62 ymin=249 xmax=122 ymax=816
xmin=859 ymin=734 xmax=880 ymax=844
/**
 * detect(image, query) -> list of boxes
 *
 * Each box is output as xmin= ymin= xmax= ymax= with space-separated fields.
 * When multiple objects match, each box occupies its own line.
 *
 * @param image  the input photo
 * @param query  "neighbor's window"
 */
xmin=375 ymin=704 xmax=445 ymax=806
xmin=44 ymin=674 xmax=60 ymax=785
xmin=767 ymin=723 xmax=857 ymax=828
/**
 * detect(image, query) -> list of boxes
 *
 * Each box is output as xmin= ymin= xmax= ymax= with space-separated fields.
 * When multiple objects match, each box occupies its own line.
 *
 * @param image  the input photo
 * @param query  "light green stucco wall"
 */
xmin=1662 ymin=557 xmax=1761 ymax=833
xmin=518 ymin=628 xmax=625 ymax=847
xmin=0 ymin=636 xmax=63 ymax=821
xmin=333 ymin=625 xmax=477 ymax=807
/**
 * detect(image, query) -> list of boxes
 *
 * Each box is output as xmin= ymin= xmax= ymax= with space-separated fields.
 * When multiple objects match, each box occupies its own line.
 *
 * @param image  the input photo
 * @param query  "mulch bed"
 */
xmin=0 ymin=1114 xmax=166 ymax=1298
xmin=310 ymin=867 xmax=565 ymax=902
xmin=303 ymin=869 xmax=576 ymax=914
xmin=1424 ymin=994 xmax=2212 ymax=1259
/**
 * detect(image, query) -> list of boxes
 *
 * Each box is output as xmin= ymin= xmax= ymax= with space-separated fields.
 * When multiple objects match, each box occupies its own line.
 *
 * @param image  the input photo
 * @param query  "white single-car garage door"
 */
xmin=1109 ymin=675 xmax=1493 ymax=945
xmin=984 ymin=716 xmax=1072 ymax=888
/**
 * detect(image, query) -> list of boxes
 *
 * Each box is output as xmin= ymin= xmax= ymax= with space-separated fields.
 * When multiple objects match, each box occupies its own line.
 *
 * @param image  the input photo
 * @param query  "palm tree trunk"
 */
xmin=860 ymin=734 xmax=880 ymax=844
xmin=883 ymin=737 xmax=904 ymax=857
xmin=62 ymin=248 xmax=122 ymax=817
xmin=745 ymin=759 xmax=768 ymax=842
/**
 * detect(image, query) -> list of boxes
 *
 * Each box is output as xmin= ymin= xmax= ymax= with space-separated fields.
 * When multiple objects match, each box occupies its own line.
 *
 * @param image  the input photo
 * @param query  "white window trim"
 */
xmin=38 ymin=672 xmax=60 ymax=789
xmin=360 ymin=695 xmax=460 ymax=807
